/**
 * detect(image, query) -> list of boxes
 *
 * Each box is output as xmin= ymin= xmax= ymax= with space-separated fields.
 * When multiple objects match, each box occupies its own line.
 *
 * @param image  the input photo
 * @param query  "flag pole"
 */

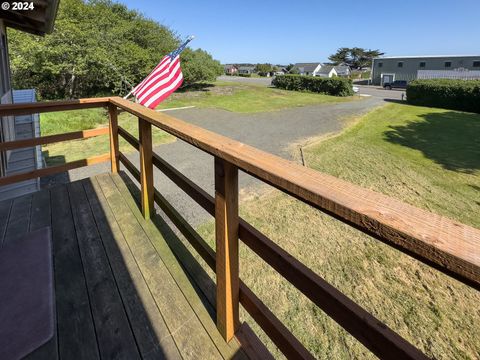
xmin=124 ymin=35 xmax=195 ymax=100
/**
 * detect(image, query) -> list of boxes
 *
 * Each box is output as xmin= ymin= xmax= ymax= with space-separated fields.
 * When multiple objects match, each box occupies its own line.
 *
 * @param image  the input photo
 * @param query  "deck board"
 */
xmin=50 ymin=185 xmax=100 ymax=360
xmin=96 ymin=173 xmax=223 ymax=360
xmin=0 ymin=172 xmax=267 ymax=360
xmin=4 ymin=194 xmax=32 ymax=245
xmin=67 ymin=181 xmax=141 ymax=360
xmin=0 ymin=198 xmax=12 ymax=246
xmin=23 ymin=189 xmax=58 ymax=360
xmin=84 ymin=177 xmax=182 ymax=360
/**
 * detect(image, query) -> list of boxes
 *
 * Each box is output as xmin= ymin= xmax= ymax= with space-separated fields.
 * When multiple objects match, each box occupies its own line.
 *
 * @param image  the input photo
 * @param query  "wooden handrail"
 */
xmin=0 ymin=127 xmax=109 ymax=151
xmin=0 ymin=153 xmax=110 ymax=186
xmin=111 ymin=96 xmax=480 ymax=290
xmin=0 ymin=97 xmax=110 ymax=116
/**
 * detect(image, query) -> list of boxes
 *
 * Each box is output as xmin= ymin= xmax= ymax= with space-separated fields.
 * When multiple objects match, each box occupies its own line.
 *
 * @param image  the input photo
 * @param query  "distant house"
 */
xmin=334 ymin=65 xmax=351 ymax=77
xmin=238 ymin=66 xmax=256 ymax=75
xmin=293 ymin=63 xmax=323 ymax=76
xmin=315 ymin=65 xmax=338 ymax=78
xmin=224 ymin=64 xmax=238 ymax=75
xmin=273 ymin=66 xmax=287 ymax=76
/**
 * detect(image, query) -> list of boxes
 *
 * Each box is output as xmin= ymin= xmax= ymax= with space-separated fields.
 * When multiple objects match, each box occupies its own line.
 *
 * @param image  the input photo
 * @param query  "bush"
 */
xmin=272 ymin=75 xmax=354 ymax=96
xmin=407 ymin=79 xmax=480 ymax=113
xmin=238 ymin=73 xmax=252 ymax=77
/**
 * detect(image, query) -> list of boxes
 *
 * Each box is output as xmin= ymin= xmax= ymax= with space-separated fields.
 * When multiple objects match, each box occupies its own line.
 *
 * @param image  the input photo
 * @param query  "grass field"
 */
xmin=194 ymin=103 xmax=480 ymax=359
xmin=157 ymin=81 xmax=359 ymax=113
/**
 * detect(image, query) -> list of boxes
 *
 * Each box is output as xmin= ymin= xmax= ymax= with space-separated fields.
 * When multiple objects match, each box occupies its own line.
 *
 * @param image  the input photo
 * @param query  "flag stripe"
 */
xmin=132 ymin=49 xmax=184 ymax=109
xmin=137 ymin=59 xmax=181 ymax=102
xmin=133 ymin=56 xmax=171 ymax=94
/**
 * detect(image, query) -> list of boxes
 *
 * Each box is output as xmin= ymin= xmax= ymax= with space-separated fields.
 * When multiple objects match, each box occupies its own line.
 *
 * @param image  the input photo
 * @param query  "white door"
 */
xmin=382 ymin=74 xmax=394 ymax=85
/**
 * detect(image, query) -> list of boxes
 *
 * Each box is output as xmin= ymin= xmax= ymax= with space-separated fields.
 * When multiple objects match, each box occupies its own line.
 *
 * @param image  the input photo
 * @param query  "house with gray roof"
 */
xmin=315 ymin=66 xmax=338 ymax=78
xmin=293 ymin=63 xmax=323 ymax=76
xmin=238 ymin=66 xmax=256 ymax=75
xmin=334 ymin=65 xmax=351 ymax=77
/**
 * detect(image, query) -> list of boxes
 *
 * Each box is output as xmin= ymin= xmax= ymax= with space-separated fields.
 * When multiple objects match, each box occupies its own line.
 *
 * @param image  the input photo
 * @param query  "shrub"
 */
xmin=407 ymin=79 xmax=480 ymax=113
xmin=238 ymin=73 xmax=252 ymax=77
xmin=272 ymin=75 xmax=354 ymax=96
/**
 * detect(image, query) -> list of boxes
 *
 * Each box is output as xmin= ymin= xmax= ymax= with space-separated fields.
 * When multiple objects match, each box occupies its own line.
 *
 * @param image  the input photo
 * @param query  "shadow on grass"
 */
xmin=177 ymin=83 xmax=215 ymax=93
xmin=384 ymin=111 xmax=480 ymax=173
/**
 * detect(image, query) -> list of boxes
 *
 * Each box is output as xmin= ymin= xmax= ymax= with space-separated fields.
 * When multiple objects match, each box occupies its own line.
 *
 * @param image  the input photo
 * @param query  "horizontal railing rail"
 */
xmin=0 ymin=99 xmax=113 ymax=186
xmin=1 ymin=96 xmax=479 ymax=359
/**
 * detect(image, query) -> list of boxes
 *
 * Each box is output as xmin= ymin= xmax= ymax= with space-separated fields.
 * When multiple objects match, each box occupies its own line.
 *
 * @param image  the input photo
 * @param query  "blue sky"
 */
xmin=119 ymin=0 xmax=480 ymax=64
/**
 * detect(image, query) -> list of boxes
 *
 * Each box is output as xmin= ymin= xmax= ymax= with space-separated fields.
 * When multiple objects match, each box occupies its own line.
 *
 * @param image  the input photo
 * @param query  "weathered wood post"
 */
xmin=138 ymin=117 xmax=154 ymax=219
xmin=214 ymin=157 xmax=239 ymax=341
xmin=108 ymin=103 xmax=119 ymax=173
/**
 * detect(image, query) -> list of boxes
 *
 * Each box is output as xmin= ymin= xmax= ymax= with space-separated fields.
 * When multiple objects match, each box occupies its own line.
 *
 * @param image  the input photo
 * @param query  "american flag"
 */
xmin=131 ymin=37 xmax=193 ymax=109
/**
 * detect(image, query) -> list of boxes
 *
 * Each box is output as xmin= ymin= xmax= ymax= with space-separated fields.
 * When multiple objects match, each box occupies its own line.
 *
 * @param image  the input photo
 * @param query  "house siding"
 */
xmin=372 ymin=56 xmax=480 ymax=85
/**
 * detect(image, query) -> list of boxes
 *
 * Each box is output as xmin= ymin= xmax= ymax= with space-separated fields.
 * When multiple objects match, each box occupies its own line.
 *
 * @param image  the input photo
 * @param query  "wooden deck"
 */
xmin=0 ymin=172 xmax=260 ymax=360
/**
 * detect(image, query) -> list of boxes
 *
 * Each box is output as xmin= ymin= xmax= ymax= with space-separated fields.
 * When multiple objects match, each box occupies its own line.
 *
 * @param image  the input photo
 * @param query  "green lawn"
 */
xmin=41 ymin=108 xmax=174 ymax=166
xmin=194 ymin=103 xmax=480 ymax=359
xmin=157 ymin=81 xmax=360 ymax=113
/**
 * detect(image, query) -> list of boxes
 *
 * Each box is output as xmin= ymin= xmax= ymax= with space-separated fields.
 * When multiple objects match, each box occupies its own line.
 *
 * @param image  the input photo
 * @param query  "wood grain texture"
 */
xmin=0 ymin=153 xmax=110 ymax=187
xmin=0 ymin=127 xmax=109 ymax=151
xmin=110 ymin=96 xmax=480 ymax=289
xmin=138 ymin=118 xmax=154 ymax=219
xmin=108 ymin=104 xmax=119 ymax=173
xmin=0 ymin=97 xmax=109 ymax=117
xmin=214 ymin=158 xmax=240 ymax=342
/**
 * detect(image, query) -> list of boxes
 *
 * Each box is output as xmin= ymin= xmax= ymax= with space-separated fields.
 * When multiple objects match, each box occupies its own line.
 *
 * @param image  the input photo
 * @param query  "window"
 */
xmin=445 ymin=61 xmax=452 ymax=68
xmin=397 ymin=62 xmax=403 ymax=68
xmin=378 ymin=62 xmax=383 ymax=68
xmin=419 ymin=62 xmax=426 ymax=68
xmin=473 ymin=61 xmax=480 ymax=67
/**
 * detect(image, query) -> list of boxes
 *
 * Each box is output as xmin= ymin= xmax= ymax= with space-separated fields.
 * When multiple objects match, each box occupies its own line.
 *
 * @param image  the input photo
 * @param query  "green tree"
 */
xmin=181 ymin=48 xmax=223 ymax=85
xmin=8 ymin=0 xmax=222 ymax=99
xmin=255 ymin=63 xmax=273 ymax=76
xmin=328 ymin=47 xmax=384 ymax=69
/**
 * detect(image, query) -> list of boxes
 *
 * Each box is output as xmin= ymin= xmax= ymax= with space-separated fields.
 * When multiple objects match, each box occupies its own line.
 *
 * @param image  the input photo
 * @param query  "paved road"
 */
xmin=58 ymin=97 xmax=383 ymax=226
xmin=355 ymin=85 xmax=406 ymax=101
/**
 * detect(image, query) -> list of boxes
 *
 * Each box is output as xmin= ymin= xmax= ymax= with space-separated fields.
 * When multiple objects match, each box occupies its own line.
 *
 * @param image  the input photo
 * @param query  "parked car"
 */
xmin=383 ymin=80 xmax=407 ymax=90
xmin=352 ymin=86 xmax=359 ymax=93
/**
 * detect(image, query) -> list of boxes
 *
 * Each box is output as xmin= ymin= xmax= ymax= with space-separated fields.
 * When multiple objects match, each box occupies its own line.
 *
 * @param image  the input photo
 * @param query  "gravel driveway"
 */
xmin=57 ymin=97 xmax=383 ymax=226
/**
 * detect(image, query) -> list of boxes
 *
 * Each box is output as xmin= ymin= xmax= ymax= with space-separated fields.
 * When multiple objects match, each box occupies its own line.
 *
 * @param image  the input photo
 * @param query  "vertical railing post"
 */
xmin=214 ymin=157 xmax=239 ymax=341
xmin=138 ymin=117 xmax=154 ymax=219
xmin=108 ymin=103 xmax=119 ymax=173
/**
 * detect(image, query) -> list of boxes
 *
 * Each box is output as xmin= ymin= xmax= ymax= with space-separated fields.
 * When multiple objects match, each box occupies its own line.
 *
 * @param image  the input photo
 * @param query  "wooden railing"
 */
xmin=1 ymin=97 xmax=479 ymax=359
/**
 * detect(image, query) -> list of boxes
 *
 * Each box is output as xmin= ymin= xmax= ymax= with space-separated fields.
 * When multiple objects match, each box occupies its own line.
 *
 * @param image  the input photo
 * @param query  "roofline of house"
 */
xmin=374 ymin=55 xmax=480 ymax=60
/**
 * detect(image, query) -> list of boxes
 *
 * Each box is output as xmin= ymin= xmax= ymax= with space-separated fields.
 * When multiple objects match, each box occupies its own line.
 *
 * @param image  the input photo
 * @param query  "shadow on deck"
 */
xmin=0 ymin=172 xmax=265 ymax=360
